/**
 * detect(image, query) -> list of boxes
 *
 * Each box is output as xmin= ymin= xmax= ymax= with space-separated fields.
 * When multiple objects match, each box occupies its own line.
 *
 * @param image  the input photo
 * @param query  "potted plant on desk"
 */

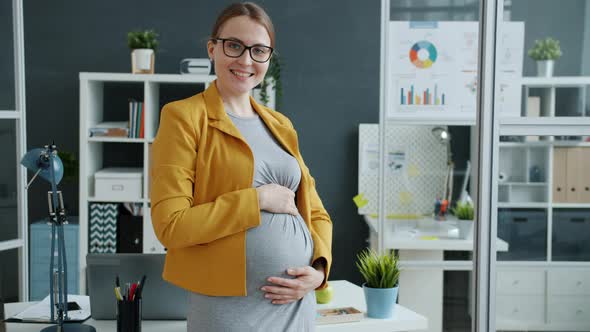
xmin=528 ymin=37 xmax=562 ymax=77
xmin=128 ymin=29 xmax=159 ymax=74
xmin=356 ymin=248 xmax=400 ymax=318
xmin=452 ymin=201 xmax=474 ymax=239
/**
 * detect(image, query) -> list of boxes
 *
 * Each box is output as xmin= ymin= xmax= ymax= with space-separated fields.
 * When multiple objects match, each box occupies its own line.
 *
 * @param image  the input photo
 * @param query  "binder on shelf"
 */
xmin=117 ymin=203 xmax=143 ymax=253
xmin=89 ymin=203 xmax=118 ymax=253
xmin=128 ymin=100 xmax=134 ymax=138
xmin=128 ymin=99 xmax=144 ymax=138
xmin=140 ymin=102 xmax=145 ymax=138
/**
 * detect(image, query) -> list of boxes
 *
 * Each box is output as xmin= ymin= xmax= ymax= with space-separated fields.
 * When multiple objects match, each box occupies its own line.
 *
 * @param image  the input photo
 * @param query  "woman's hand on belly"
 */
xmin=256 ymin=183 xmax=298 ymax=216
xmin=261 ymin=266 xmax=324 ymax=305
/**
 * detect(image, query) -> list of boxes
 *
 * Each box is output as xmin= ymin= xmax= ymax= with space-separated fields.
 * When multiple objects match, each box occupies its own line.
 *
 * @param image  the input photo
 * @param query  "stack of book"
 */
xmin=315 ymin=307 xmax=363 ymax=325
xmin=128 ymin=99 xmax=144 ymax=138
xmin=89 ymin=122 xmax=129 ymax=137
xmin=88 ymin=99 xmax=145 ymax=138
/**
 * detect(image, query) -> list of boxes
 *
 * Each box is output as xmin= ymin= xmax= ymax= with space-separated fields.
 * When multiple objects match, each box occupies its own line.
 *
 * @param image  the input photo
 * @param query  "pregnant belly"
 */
xmin=245 ymin=211 xmax=314 ymax=289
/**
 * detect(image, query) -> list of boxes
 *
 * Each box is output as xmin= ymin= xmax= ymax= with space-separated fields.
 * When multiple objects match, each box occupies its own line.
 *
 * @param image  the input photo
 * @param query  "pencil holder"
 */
xmin=116 ymin=298 xmax=142 ymax=332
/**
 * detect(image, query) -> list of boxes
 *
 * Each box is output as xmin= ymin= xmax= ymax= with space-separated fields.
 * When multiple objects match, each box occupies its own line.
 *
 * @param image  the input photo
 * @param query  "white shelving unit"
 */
xmin=496 ymin=77 xmax=590 ymax=331
xmin=78 ymin=72 xmax=216 ymax=293
xmin=521 ymin=76 xmax=590 ymax=117
xmin=498 ymin=143 xmax=551 ymax=204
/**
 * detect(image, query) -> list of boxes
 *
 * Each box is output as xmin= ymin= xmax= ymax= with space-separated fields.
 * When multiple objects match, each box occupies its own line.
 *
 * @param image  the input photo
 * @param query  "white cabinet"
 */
xmin=548 ymin=296 xmax=590 ymax=325
xmin=496 ymin=295 xmax=545 ymax=325
xmin=498 ymin=77 xmax=590 ymax=329
xmin=497 ymin=135 xmax=590 ymax=331
xmin=78 ymin=72 xmax=216 ymax=293
xmin=548 ymin=270 xmax=590 ymax=295
xmin=546 ymin=269 xmax=590 ymax=329
xmin=496 ymin=268 xmax=590 ymax=331
xmin=496 ymin=270 xmax=546 ymax=328
xmin=497 ymin=270 xmax=545 ymax=295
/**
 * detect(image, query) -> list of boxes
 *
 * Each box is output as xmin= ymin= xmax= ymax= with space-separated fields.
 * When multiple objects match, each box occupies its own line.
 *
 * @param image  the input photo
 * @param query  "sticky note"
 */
xmin=353 ymin=193 xmax=369 ymax=208
xmin=399 ymin=191 xmax=413 ymax=205
xmin=408 ymin=164 xmax=420 ymax=177
xmin=419 ymin=236 xmax=439 ymax=240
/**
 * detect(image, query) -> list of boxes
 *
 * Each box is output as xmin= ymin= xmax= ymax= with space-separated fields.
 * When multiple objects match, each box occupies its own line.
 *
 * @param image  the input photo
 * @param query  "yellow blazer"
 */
xmin=150 ymin=81 xmax=333 ymax=296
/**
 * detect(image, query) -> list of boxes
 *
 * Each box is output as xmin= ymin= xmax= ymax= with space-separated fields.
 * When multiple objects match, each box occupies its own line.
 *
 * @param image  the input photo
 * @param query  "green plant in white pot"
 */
xmin=356 ymin=248 xmax=400 ymax=318
xmin=527 ymin=37 xmax=562 ymax=77
xmin=128 ymin=29 xmax=159 ymax=74
xmin=452 ymin=201 xmax=474 ymax=239
xmin=254 ymin=53 xmax=283 ymax=110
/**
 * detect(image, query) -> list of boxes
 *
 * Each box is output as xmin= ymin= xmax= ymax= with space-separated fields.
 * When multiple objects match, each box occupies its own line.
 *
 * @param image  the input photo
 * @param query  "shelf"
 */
xmin=87 ymin=196 xmax=147 ymax=203
xmin=385 ymin=115 xmax=475 ymax=126
xmin=80 ymin=72 xmax=216 ymax=84
xmin=88 ymin=137 xmax=145 ymax=143
xmin=499 ymin=117 xmax=590 ymax=136
xmin=497 ymin=202 xmax=549 ymax=208
xmin=500 ymin=142 xmax=548 ymax=147
xmin=520 ymin=76 xmax=590 ymax=87
xmin=500 ymin=141 xmax=590 ymax=147
xmin=551 ymin=203 xmax=590 ymax=208
xmin=552 ymin=141 xmax=590 ymax=147
xmin=499 ymin=182 xmax=547 ymax=186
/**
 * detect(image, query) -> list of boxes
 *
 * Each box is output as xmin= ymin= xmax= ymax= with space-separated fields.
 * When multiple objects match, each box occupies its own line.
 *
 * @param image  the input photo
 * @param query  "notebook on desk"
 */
xmin=86 ymin=253 xmax=187 ymax=320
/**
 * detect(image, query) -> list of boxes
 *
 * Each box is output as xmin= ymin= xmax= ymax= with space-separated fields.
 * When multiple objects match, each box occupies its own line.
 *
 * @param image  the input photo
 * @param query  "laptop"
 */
xmin=86 ymin=253 xmax=187 ymax=320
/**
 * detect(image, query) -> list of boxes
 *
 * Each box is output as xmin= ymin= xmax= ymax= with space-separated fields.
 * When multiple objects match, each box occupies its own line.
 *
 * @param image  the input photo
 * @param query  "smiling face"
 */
xmin=208 ymin=15 xmax=272 ymax=98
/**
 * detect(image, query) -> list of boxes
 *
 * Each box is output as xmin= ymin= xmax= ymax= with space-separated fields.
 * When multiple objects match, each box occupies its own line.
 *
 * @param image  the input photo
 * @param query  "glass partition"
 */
xmin=494 ymin=0 xmax=590 ymax=330
xmin=376 ymin=1 xmax=482 ymax=331
xmin=495 ymin=135 xmax=590 ymax=330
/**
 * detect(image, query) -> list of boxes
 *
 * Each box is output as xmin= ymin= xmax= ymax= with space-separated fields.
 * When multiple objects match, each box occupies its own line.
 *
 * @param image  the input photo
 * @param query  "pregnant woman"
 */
xmin=150 ymin=3 xmax=333 ymax=331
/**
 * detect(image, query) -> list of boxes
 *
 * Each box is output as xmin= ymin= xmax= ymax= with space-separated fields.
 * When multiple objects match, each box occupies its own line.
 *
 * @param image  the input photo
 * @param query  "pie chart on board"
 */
xmin=409 ymin=40 xmax=437 ymax=69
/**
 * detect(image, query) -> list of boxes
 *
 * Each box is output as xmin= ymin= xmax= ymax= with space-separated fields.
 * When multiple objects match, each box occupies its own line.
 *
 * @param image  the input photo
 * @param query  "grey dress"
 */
xmin=187 ymin=110 xmax=316 ymax=332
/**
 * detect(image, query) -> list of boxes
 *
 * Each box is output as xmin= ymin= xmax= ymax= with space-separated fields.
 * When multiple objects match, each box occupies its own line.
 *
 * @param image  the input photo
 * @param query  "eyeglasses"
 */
xmin=211 ymin=38 xmax=274 ymax=63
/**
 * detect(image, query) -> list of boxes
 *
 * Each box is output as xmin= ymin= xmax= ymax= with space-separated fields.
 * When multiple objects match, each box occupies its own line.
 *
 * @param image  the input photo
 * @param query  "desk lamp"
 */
xmin=431 ymin=127 xmax=454 ymax=211
xmin=21 ymin=144 xmax=95 ymax=332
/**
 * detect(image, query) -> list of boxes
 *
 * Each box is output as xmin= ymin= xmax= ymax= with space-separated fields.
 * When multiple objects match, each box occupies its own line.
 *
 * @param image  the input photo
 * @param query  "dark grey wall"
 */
xmin=511 ymin=0 xmax=589 ymax=116
xmin=0 ymin=0 xmax=14 ymax=110
xmin=23 ymin=0 xmax=381 ymax=285
xmin=511 ymin=0 xmax=586 ymax=77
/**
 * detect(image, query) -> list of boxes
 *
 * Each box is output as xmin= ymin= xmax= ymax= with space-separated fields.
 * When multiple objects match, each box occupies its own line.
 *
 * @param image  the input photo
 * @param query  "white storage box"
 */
xmin=94 ymin=167 xmax=143 ymax=201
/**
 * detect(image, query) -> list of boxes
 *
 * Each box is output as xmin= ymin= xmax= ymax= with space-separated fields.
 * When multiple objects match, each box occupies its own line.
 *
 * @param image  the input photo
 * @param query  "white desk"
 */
xmin=365 ymin=216 xmax=509 ymax=332
xmin=4 ymin=280 xmax=427 ymax=332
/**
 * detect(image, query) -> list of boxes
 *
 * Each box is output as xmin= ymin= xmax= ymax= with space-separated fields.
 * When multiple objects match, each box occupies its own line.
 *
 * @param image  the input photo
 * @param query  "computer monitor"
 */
xmin=86 ymin=253 xmax=187 ymax=320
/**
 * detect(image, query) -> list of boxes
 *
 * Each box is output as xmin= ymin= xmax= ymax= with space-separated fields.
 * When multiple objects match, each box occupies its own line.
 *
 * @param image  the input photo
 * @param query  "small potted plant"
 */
xmin=127 ymin=29 xmax=159 ymax=74
xmin=356 ymin=248 xmax=400 ymax=318
xmin=57 ymin=151 xmax=79 ymax=183
xmin=452 ymin=201 xmax=474 ymax=239
xmin=527 ymin=37 xmax=562 ymax=77
xmin=254 ymin=53 xmax=283 ymax=110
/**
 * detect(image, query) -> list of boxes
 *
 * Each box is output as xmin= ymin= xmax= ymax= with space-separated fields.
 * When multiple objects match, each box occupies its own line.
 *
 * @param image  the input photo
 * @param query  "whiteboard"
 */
xmin=387 ymin=21 xmax=525 ymax=120
xmin=357 ymin=124 xmax=448 ymax=216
